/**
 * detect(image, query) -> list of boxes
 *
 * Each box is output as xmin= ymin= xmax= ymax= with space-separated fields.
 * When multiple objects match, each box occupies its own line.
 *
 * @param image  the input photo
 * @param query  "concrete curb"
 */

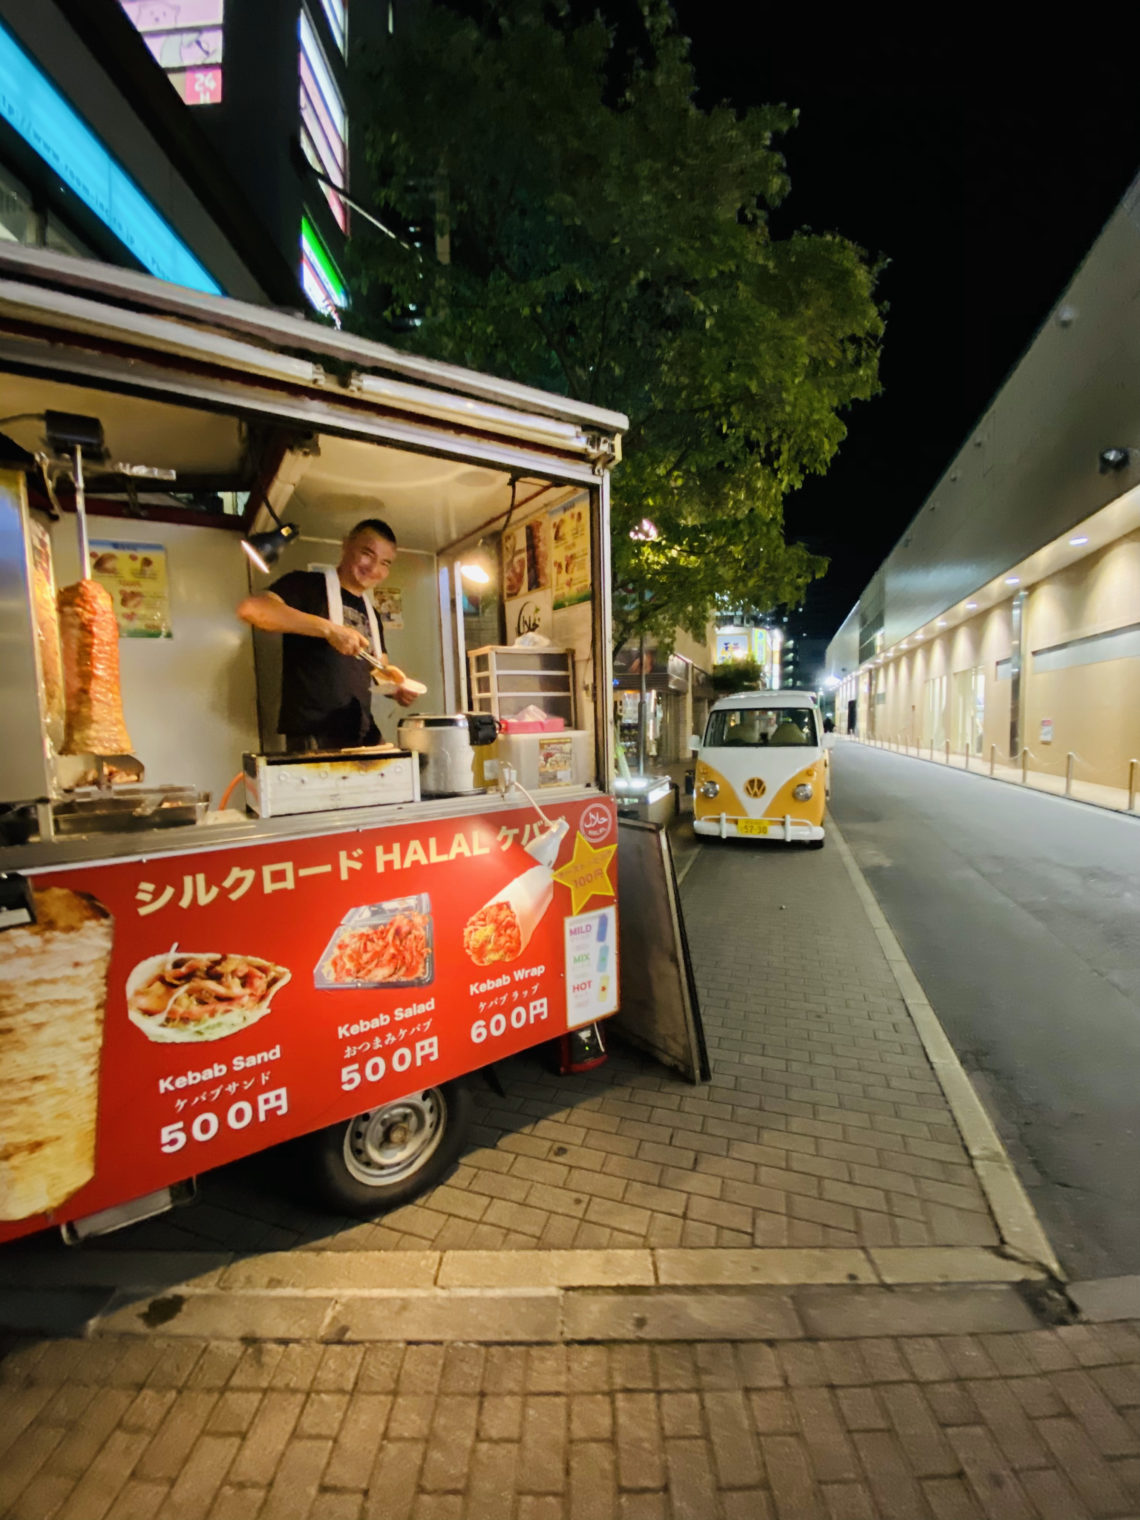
xmin=0 ymin=1243 xmax=1050 ymax=1339
xmin=0 ymin=1278 xmax=1048 ymax=1343
xmin=829 ymin=816 xmax=1065 ymax=1282
xmin=0 ymin=1243 xmax=1042 ymax=1296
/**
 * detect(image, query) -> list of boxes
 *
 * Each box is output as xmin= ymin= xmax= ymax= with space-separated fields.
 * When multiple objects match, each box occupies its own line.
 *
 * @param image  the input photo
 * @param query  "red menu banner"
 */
xmin=0 ymin=795 xmax=618 ymax=1243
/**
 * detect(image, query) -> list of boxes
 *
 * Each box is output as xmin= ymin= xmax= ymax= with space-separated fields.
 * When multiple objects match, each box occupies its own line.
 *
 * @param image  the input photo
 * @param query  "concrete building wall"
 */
xmin=827 ymin=170 xmax=1140 ymax=797
xmin=1022 ymin=533 xmax=1140 ymax=786
xmin=833 ymin=532 xmax=1140 ymax=792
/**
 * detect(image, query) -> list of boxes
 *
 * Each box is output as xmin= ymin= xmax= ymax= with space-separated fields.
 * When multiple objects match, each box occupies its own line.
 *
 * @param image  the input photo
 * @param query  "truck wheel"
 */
xmin=301 ymin=1080 xmax=473 ymax=1216
xmin=808 ymin=836 xmax=825 ymax=851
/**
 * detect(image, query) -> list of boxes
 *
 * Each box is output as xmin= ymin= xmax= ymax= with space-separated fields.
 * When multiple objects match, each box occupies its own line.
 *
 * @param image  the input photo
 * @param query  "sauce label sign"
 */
xmin=0 ymin=795 xmax=617 ymax=1242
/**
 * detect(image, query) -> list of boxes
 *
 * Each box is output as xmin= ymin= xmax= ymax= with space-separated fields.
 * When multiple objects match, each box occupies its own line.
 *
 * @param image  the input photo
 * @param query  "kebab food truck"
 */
xmin=0 ymin=247 xmax=628 ymax=1244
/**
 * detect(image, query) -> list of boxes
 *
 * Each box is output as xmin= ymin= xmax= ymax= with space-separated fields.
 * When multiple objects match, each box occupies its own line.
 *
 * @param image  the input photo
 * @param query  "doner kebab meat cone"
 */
xmin=0 ymin=888 xmax=112 ymax=1221
xmin=59 ymin=579 xmax=131 ymax=754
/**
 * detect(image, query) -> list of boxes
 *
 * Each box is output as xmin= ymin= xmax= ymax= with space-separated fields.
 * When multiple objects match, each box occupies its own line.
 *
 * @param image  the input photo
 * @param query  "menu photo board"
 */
xmin=550 ymin=497 xmax=591 ymax=609
xmin=88 ymin=541 xmax=172 ymax=638
xmin=502 ymin=513 xmax=551 ymax=601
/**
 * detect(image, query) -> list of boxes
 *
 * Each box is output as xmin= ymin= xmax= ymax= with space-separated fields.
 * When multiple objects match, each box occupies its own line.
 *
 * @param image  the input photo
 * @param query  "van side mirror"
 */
xmin=688 ymin=733 xmax=701 ymax=752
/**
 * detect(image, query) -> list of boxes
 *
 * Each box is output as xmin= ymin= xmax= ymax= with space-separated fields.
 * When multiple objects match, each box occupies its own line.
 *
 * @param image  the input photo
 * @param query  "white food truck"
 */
xmin=0 ymin=247 xmax=628 ymax=1245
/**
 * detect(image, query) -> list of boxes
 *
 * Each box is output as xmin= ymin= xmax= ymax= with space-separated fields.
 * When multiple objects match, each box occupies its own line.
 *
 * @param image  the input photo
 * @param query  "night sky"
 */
xmin=671 ymin=13 xmax=1140 ymax=641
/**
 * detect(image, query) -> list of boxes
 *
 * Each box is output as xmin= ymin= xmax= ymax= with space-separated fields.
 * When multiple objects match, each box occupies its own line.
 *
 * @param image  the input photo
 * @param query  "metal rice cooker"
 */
xmin=397 ymin=713 xmax=499 ymax=796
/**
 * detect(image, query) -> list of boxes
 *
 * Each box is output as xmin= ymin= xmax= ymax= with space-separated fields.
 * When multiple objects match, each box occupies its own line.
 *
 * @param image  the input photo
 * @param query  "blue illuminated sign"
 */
xmin=0 ymin=22 xmax=221 ymax=295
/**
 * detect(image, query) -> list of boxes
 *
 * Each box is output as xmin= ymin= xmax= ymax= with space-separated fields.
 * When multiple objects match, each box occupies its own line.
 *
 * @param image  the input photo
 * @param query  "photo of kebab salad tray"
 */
xmin=315 ymin=894 xmax=434 ymax=989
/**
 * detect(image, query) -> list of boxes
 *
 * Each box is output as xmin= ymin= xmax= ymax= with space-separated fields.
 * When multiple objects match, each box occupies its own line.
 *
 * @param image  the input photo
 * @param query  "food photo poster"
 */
xmin=88 ymin=541 xmax=171 ymax=638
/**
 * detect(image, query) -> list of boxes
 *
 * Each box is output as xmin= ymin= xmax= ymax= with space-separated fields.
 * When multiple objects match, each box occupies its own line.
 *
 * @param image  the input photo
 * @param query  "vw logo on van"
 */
xmin=744 ymin=777 xmax=767 ymax=798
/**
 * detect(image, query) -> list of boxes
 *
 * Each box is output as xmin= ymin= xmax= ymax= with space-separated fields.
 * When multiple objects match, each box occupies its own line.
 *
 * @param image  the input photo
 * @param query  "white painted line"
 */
xmin=829 ymin=816 xmax=1066 ymax=1282
xmin=673 ymin=835 xmax=700 ymax=886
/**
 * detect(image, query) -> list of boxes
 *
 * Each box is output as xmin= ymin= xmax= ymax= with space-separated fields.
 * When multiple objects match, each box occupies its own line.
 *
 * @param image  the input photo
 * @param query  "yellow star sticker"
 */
xmin=553 ymin=830 xmax=617 ymax=915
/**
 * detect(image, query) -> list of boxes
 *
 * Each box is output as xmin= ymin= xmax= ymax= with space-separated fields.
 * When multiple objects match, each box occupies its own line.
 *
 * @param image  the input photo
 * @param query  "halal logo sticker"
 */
xmin=580 ymin=803 xmax=613 ymax=844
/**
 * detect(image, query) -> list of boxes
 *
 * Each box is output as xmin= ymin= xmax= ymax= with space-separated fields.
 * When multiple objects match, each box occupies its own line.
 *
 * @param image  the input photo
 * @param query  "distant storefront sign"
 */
xmin=715 ymin=628 xmax=769 ymax=666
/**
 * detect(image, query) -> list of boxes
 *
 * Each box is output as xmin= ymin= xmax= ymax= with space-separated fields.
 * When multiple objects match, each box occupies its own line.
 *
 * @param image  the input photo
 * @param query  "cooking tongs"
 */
xmin=357 ymin=647 xmax=426 ymax=695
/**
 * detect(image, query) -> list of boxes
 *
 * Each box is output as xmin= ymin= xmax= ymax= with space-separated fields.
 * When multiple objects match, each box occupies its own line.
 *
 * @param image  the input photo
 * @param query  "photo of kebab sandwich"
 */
xmin=127 ymin=948 xmax=291 ymax=1043
xmin=0 ymin=887 xmax=112 ymax=1221
xmin=462 ymin=819 xmax=568 ymax=967
xmin=316 ymin=895 xmax=434 ymax=989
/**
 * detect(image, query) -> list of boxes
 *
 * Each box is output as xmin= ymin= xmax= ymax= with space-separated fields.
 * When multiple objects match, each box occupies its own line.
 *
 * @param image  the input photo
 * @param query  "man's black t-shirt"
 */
xmin=270 ymin=570 xmax=387 ymax=748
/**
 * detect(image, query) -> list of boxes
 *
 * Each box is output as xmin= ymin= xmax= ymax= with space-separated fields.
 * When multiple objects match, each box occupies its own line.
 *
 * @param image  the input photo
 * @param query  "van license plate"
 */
xmin=737 ymin=819 xmax=769 ymax=836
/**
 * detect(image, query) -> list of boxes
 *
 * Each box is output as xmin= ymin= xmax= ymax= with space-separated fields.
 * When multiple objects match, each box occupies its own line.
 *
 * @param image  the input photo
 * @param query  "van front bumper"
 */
xmin=692 ymin=812 xmax=824 ymax=842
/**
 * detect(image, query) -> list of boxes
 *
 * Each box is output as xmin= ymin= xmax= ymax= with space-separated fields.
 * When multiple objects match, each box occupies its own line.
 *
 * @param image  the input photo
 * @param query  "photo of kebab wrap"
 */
xmin=0 ymin=887 xmax=112 ymax=1221
xmin=462 ymin=821 xmax=567 ymax=966
xmin=463 ymin=864 xmax=553 ymax=965
xmin=127 ymin=949 xmax=291 ymax=1043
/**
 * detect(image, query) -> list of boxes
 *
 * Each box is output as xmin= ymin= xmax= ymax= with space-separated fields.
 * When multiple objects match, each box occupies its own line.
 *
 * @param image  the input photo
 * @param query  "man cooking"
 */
xmin=237 ymin=518 xmax=415 ymax=752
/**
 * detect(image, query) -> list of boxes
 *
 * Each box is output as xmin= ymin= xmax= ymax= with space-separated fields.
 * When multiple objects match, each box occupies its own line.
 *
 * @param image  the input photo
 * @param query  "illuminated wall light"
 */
xmin=965 ymin=601 xmax=978 ymax=609
xmin=937 ymin=620 xmax=948 ymax=627
xmin=300 ymin=214 xmax=347 ymax=314
xmin=1005 ymin=576 xmax=1020 ymax=586
xmin=0 ymin=21 xmax=221 ymax=294
xmin=1069 ymin=535 xmax=1089 ymax=546
xmin=299 ymin=8 xmax=347 ymax=230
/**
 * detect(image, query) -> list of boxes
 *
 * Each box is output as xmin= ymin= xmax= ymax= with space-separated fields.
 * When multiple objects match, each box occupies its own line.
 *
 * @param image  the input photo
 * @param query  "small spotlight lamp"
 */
xmin=241 ymin=511 xmax=299 ymax=573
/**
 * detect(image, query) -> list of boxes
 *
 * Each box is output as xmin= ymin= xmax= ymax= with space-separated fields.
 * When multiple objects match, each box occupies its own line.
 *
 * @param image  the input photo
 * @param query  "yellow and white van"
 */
xmin=691 ymin=691 xmax=830 ymax=847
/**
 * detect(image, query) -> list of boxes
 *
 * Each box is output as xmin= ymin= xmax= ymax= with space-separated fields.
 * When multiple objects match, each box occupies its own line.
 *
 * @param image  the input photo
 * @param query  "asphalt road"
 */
xmin=828 ymin=742 xmax=1140 ymax=1282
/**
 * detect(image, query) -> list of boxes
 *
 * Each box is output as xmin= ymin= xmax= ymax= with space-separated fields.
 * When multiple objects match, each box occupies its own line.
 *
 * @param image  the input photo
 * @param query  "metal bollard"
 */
xmin=1130 ymin=758 xmax=1138 ymax=812
xmin=990 ymin=743 xmax=996 ymax=777
xmin=1021 ymin=747 xmax=1029 ymax=783
xmin=1065 ymin=752 xmax=1075 ymax=797
xmin=964 ymin=744 xmax=969 ymax=770
xmin=944 ymin=741 xmax=950 ymax=765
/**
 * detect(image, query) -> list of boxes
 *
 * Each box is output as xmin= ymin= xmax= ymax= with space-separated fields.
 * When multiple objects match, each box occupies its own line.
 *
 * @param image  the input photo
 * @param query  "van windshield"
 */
xmin=705 ymin=707 xmax=818 ymax=747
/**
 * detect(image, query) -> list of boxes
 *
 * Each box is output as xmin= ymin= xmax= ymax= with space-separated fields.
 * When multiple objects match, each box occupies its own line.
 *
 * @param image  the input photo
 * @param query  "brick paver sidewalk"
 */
xmin=3 ymin=1318 xmax=1139 ymax=1519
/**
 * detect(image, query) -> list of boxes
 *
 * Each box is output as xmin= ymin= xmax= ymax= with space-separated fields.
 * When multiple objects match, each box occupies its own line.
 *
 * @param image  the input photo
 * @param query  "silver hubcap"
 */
xmin=342 ymin=1090 xmax=445 ymax=1187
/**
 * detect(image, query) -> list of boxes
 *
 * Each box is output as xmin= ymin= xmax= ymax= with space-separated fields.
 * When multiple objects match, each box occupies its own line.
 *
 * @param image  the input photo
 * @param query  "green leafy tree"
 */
xmin=709 ymin=657 xmax=764 ymax=695
xmin=348 ymin=0 xmax=883 ymax=652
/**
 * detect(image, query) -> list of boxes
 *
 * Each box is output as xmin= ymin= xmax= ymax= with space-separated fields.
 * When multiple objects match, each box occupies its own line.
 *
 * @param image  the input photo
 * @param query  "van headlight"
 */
xmin=700 ymin=780 xmax=720 ymax=799
xmin=793 ymin=783 xmax=814 ymax=801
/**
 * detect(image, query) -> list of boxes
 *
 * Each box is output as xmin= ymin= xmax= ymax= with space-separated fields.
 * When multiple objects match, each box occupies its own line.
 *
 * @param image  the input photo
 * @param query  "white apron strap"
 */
xmin=323 ymin=567 xmax=383 ymax=660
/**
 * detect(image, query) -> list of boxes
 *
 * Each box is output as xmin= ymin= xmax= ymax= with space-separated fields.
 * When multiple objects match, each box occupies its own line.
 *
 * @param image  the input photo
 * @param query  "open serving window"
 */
xmin=0 ymin=248 xmax=625 ymax=855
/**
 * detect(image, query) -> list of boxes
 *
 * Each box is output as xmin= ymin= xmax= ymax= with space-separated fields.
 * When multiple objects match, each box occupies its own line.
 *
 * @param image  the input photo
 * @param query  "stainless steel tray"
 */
xmin=52 ymin=786 xmax=209 ymax=834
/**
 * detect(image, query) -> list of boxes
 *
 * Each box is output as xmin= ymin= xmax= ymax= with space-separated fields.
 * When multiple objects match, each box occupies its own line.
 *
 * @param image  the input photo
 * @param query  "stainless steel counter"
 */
xmin=0 ymin=785 xmax=603 ymax=874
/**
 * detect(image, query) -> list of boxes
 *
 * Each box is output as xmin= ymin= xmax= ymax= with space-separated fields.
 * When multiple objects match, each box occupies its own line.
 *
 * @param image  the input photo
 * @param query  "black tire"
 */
xmin=299 ymin=1079 xmax=473 ymax=1216
xmin=808 ymin=836 xmax=826 ymax=851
